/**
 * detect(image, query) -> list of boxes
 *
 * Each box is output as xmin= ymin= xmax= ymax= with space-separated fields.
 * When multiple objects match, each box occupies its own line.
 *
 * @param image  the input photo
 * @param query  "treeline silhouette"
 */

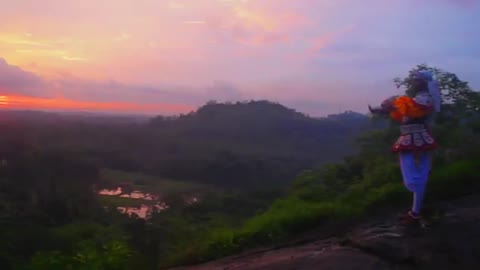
xmin=1 ymin=101 xmax=380 ymax=189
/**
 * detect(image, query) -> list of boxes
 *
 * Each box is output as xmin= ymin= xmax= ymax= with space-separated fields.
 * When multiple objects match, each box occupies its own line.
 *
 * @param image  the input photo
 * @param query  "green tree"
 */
xmin=393 ymin=64 xmax=480 ymax=111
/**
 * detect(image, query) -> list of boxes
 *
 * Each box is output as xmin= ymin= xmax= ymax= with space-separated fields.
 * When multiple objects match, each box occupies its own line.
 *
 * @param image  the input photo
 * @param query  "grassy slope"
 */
xmin=99 ymin=168 xmax=213 ymax=194
xmin=158 ymin=158 xmax=480 ymax=268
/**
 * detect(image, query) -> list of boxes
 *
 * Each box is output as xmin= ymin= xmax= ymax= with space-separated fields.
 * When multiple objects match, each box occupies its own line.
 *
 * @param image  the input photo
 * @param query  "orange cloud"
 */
xmin=0 ymin=32 xmax=97 ymax=80
xmin=0 ymin=94 xmax=193 ymax=114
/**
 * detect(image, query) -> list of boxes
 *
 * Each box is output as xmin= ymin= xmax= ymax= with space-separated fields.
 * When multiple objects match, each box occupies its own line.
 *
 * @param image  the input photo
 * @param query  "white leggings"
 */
xmin=399 ymin=152 xmax=431 ymax=214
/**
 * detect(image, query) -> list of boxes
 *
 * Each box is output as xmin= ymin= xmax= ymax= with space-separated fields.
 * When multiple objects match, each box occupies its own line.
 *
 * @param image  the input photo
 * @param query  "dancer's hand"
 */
xmin=368 ymin=105 xmax=386 ymax=114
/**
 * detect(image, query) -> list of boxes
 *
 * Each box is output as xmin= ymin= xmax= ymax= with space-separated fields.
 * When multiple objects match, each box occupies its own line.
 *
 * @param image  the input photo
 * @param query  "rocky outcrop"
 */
xmin=171 ymin=195 xmax=480 ymax=270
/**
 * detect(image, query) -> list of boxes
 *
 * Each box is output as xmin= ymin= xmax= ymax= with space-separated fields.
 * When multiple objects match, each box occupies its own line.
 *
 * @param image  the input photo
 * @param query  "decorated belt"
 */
xmin=400 ymin=124 xmax=426 ymax=134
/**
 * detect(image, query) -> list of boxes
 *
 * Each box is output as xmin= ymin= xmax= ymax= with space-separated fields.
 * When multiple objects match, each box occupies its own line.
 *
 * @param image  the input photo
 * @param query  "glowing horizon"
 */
xmin=0 ymin=94 xmax=194 ymax=115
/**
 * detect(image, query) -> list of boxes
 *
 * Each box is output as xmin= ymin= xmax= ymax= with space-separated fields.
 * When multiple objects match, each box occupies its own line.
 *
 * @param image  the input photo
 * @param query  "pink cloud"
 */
xmin=201 ymin=1 xmax=309 ymax=47
xmin=0 ymin=58 xmax=198 ymax=114
xmin=1 ymin=0 xmax=478 ymax=117
xmin=309 ymin=24 xmax=356 ymax=55
xmin=0 ymin=58 xmax=259 ymax=113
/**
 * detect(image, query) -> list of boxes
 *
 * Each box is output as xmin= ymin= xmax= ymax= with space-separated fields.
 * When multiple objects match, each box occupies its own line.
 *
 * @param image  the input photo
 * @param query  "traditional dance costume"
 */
xmin=370 ymin=71 xmax=441 ymax=218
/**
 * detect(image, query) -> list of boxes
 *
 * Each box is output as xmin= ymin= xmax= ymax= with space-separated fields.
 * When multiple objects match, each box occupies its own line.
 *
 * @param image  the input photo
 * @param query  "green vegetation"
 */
xmin=99 ymin=195 xmax=151 ymax=207
xmin=99 ymin=168 xmax=211 ymax=195
xmin=154 ymin=64 xmax=480 ymax=267
xmin=164 ymin=158 xmax=480 ymax=267
xmin=1 ymin=100 xmax=379 ymax=190
xmin=0 ymin=65 xmax=479 ymax=270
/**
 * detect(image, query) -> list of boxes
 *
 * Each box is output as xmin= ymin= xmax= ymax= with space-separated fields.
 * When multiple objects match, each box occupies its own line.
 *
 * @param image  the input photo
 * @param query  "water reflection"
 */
xmin=98 ymin=187 xmax=196 ymax=219
xmin=117 ymin=202 xmax=168 ymax=219
xmin=120 ymin=191 xmax=157 ymax=200
xmin=99 ymin=187 xmax=156 ymax=199
xmin=99 ymin=187 xmax=122 ymax=196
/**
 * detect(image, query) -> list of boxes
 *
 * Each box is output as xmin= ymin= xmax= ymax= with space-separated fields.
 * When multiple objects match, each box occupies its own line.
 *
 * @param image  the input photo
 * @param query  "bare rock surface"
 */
xmin=171 ymin=195 xmax=480 ymax=270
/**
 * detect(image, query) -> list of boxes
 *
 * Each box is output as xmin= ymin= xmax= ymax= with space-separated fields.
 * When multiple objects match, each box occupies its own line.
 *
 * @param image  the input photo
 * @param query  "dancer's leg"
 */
xmin=412 ymin=152 xmax=431 ymax=214
xmin=399 ymin=152 xmax=416 ymax=192
xmin=399 ymin=152 xmax=430 ymax=216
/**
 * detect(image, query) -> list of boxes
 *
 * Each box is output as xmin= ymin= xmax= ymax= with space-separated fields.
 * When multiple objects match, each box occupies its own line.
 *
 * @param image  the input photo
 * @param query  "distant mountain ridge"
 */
xmin=325 ymin=110 xmax=369 ymax=121
xmin=145 ymin=101 xmax=383 ymax=187
xmin=1 ymin=100 xmax=383 ymax=188
xmin=149 ymin=101 xmax=374 ymax=149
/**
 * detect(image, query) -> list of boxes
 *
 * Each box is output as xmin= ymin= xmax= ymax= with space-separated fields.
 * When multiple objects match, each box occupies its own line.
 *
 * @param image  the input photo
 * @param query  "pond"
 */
xmin=116 ymin=203 xmax=168 ymax=218
xmin=98 ymin=187 xmax=197 ymax=219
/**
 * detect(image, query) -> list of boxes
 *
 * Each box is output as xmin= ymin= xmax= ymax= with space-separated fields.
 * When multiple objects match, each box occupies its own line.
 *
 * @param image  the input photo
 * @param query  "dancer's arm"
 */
xmin=390 ymin=95 xmax=433 ymax=122
xmin=368 ymin=96 xmax=398 ymax=116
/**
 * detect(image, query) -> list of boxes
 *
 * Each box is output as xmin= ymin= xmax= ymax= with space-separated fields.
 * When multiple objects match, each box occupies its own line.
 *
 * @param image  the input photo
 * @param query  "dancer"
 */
xmin=369 ymin=70 xmax=441 ymax=221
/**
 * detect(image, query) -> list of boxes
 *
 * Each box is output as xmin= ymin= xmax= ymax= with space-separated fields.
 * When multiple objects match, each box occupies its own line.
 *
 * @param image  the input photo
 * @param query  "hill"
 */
xmin=143 ymin=101 xmax=381 ymax=187
xmin=1 ymin=101 xmax=379 ymax=189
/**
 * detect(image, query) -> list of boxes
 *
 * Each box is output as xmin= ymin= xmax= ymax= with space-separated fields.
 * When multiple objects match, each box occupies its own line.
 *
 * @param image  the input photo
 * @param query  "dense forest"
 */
xmin=0 ymin=64 xmax=479 ymax=270
xmin=0 ymin=101 xmax=380 ymax=189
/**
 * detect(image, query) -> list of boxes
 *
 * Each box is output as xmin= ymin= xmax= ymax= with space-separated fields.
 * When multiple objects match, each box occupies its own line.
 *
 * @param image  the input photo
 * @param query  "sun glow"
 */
xmin=0 ymin=94 xmax=193 ymax=114
xmin=0 ymin=96 xmax=9 ymax=105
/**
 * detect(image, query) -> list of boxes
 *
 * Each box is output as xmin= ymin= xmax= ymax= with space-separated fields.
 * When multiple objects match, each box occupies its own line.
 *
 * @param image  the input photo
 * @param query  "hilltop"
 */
xmin=145 ymin=101 xmax=382 ymax=187
xmin=171 ymin=195 xmax=480 ymax=270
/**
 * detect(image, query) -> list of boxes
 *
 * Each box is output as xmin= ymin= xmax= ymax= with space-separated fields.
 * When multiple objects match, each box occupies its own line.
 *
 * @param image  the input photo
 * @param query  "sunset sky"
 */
xmin=1 ymin=0 xmax=479 ymax=116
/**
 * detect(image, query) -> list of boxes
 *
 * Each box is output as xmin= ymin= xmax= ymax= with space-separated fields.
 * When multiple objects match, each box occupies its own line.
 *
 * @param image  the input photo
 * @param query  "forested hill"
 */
xmin=0 ymin=101 xmax=380 ymax=189
xmin=144 ymin=101 xmax=382 ymax=187
xmin=151 ymin=101 xmax=376 ymax=138
xmin=149 ymin=101 xmax=376 ymax=151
